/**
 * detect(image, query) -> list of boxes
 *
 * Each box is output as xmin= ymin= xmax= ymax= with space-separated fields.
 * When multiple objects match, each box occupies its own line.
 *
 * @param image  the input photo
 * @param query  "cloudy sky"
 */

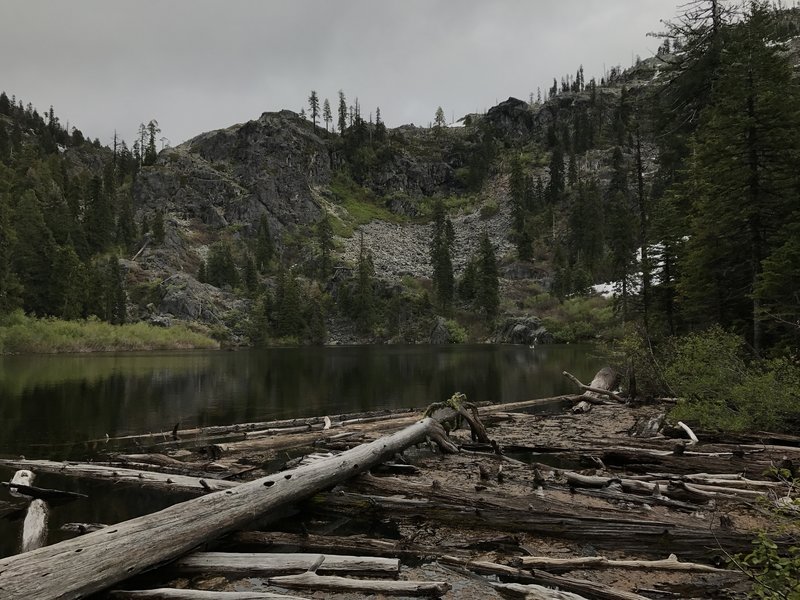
xmin=1 ymin=1 xmax=680 ymax=147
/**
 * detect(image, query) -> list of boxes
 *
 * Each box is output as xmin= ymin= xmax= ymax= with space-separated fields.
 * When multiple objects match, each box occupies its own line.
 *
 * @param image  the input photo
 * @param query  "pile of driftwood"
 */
xmin=1 ymin=368 xmax=798 ymax=600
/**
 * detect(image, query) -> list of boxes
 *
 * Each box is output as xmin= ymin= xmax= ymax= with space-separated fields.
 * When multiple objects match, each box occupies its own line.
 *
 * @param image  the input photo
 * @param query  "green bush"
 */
xmin=666 ymin=327 xmax=800 ymax=432
xmin=445 ymin=319 xmax=467 ymax=344
xmin=739 ymin=532 xmax=800 ymax=599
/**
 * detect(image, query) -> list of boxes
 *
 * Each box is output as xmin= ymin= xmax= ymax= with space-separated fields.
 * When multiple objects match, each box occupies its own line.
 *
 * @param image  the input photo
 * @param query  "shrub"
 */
xmin=665 ymin=327 xmax=800 ymax=432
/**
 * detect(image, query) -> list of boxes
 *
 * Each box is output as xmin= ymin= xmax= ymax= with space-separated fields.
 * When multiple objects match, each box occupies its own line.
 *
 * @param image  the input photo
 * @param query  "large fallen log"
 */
xmin=266 ymin=571 xmax=451 ymax=597
xmin=0 ymin=459 xmax=236 ymax=494
xmin=310 ymin=488 xmax=755 ymax=560
xmin=0 ymin=417 xmax=457 ymax=600
xmin=110 ymin=590 xmax=307 ymax=600
xmin=519 ymin=554 xmax=738 ymax=574
xmin=175 ymin=551 xmax=399 ymax=576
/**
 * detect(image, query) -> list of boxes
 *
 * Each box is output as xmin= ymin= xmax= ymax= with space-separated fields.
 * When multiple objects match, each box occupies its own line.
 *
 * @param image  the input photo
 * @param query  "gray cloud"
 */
xmin=0 ymin=1 xmax=678 ymax=147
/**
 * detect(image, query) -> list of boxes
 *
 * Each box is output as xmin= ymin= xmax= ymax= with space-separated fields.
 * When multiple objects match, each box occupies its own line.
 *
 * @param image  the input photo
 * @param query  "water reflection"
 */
xmin=0 ymin=344 xmax=604 ymax=559
xmin=0 ymin=345 xmax=603 ymax=458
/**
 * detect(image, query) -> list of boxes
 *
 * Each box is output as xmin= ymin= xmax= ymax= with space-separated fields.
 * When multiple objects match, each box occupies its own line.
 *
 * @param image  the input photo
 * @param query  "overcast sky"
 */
xmin=1 ymin=1 xmax=681 ymax=148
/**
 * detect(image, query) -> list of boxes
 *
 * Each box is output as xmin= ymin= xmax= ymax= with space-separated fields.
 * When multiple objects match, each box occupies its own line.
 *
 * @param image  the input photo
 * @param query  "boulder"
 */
xmin=430 ymin=317 xmax=453 ymax=344
xmin=492 ymin=316 xmax=552 ymax=345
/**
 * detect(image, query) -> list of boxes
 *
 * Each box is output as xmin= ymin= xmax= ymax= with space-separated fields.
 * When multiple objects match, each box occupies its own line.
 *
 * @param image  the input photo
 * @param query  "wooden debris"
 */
xmin=267 ymin=571 xmax=451 ymax=596
xmin=0 ymin=459 xmax=236 ymax=494
xmin=110 ymin=590 xmax=308 ymax=599
xmin=0 ymin=417 xmax=457 ymax=600
xmin=519 ymin=553 xmax=736 ymax=573
xmin=441 ymin=556 xmax=651 ymax=600
xmin=175 ymin=551 xmax=400 ymax=576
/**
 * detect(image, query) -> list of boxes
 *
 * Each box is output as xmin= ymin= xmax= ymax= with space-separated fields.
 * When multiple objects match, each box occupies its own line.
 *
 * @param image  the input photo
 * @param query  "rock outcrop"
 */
xmin=491 ymin=316 xmax=552 ymax=346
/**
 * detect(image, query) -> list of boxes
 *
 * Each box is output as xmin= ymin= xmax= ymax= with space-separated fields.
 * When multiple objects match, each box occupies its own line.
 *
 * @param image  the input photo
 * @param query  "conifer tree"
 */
xmin=322 ymin=98 xmax=332 ymax=132
xmin=677 ymin=2 xmax=800 ymax=353
xmin=242 ymin=252 xmax=259 ymax=297
xmin=337 ymin=90 xmax=348 ymax=135
xmin=308 ymin=90 xmax=320 ymax=131
xmin=206 ymin=241 xmax=240 ymax=289
xmin=274 ymin=268 xmax=302 ymax=338
xmin=255 ymin=214 xmax=273 ymax=273
xmin=144 ymin=120 xmax=160 ymax=165
xmin=429 ymin=198 xmax=454 ymax=312
xmin=51 ymin=243 xmax=86 ymax=319
xmin=0 ymin=193 xmax=21 ymax=313
xmin=13 ymin=191 xmax=57 ymax=315
xmin=434 ymin=106 xmax=446 ymax=131
xmin=85 ymin=175 xmax=113 ymax=253
xmin=198 ymin=259 xmax=207 ymax=283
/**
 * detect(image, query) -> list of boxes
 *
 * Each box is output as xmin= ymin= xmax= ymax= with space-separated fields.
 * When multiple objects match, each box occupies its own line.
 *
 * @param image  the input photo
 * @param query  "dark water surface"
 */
xmin=0 ymin=344 xmax=603 ymax=557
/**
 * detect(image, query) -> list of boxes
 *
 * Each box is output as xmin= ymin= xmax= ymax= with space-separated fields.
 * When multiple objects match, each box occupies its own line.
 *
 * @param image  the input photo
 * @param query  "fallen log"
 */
xmin=175 ymin=551 xmax=399 ymax=576
xmin=489 ymin=582 xmax=589 ymax=599
xmin=110 ymin=590 xmax=308 ymax=599
xmin=564 ymin=367 xmax=625 ymax=408
xmin=228 ymin=530 xmax=471 ymax=559
xmin=441 ymin=556 xmax=650 ymax=600
xmin=310 ymin=488 xmax=756 ymax=560
xmin=519 ymin=554 xmax=736 ymax=573
xmin=0 ymin=417 xmax=457 ymax=600
xmin=267 ymin=571 xmax=451 ymax=597
xmin=0 ymin=459 xmax=236 ymax=495
xmin=1 ymin=481 xmax=88 ymax=502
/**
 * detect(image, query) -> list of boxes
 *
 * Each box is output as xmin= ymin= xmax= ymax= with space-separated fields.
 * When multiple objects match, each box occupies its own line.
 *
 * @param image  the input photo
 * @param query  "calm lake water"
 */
xmin=0 ymin=344 xmax=603 ymax=557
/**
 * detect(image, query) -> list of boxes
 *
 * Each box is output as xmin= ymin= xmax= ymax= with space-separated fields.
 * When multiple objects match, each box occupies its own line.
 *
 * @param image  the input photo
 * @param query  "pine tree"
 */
xmin=308 ymin=90 xmax=320 ymax=131
xmin=105 ymin=255 xmax=127 ymax=325
xmin=274 ymin=268 xmax=302 ymax=338
xmin=375 ymin=107 xmax=387 ymax=142
xmin=143 ymin=119 xmax=160 ymax=166
xmin=338 ymin=90 xmax=348 ymax=135
xmin=85 ymin=175 xmax=113 ymax=253
xmin=323 ymin=98 xmax=332 ymax=132
xmin=434 ymin=106 xmax=446 ymax=131
xmin=477 ymin=232 xmax=499 ymax=319
xmin=13 ymin=191 xmax=57 ymax=315
xmin=207 ymin=241 xmax=240 ymax=289
xmin=255 ymin=214 xmax=274 ymax=273
xmin=429 ymin=198 xmax=454 ymax=312
xmin=51 ymin=243 xmax=86 ymax=319
xmin=242 ymin=252 xmax=259 ymax=296
xmin=0 ymin=192 xmax=21 ymax=313
xmin=677 ymin=2 xmax=800 ymax=353
xmin=116 ymin=194 xmax=136 ymax=250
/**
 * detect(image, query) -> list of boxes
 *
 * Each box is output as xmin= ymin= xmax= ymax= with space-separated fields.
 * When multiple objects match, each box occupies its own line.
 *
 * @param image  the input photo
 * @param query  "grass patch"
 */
xmin=329 ymin=172 xmax=405 ymax=237
xmin=0 ymin=311 xmax=219 ymax=355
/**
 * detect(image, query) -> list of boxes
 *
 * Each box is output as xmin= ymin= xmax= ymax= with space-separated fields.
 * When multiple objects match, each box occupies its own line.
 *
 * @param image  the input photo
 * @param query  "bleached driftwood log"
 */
xmin=520 ymin=553 xmax=735 ymax=573
xmin=267 ymin=571 xmax=451 ymax=596
xmin=564 ymin=368 xmax=624 ymax=413
xmin=175 ymin=551 xmax=399 ymax=576
xmin=0 ymin=417 xmax=457 ymax=600
xmin=111 ymin=591 xmax=306 ymax=600
xmin=0 ymin=459 xmax=236 ymax=495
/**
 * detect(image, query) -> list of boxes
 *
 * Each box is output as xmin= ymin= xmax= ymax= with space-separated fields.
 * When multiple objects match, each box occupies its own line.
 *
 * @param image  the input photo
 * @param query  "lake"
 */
xmin=0 ymin=344 xmax=604 ymax=557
